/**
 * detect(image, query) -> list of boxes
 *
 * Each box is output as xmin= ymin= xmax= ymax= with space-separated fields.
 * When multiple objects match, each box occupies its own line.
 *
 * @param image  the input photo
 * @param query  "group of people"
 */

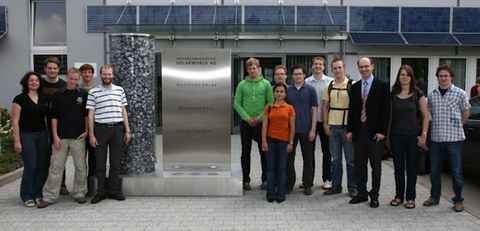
xmin=12 ymin=55 xmax=471 ymax=212
xmin=12 ymin=57 xmax=132 ymax=208
xmin=235 ymin=56 xmax=471 ymax=212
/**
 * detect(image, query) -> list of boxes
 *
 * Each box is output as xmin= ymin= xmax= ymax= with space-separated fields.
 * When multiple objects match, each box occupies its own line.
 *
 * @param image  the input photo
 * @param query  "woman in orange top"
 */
xmin=261 ymin=82 xmax=295 ymax=203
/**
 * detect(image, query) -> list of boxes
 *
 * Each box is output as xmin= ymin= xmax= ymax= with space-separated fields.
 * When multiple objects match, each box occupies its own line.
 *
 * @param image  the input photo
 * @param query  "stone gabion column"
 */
xmin=109 ymin=33 xmax=156 ymax=175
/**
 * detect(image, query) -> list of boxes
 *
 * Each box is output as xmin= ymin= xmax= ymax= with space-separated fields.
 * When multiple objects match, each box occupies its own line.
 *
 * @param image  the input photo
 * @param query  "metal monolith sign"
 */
xmin=162 ymin=49 xmax=231 ymax=172
xmin=109 ymin=33 xmax=156 ymax=175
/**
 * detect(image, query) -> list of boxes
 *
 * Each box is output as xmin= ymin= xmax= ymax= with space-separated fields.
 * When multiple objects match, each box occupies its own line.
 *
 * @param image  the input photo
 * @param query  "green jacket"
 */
xmin=234 ymin=75 xmax=274 ymax=121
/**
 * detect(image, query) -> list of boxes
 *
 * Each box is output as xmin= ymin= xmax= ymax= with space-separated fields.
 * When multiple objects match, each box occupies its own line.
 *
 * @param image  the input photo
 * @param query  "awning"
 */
xmin=453 ymin=33 xmax=480 ymax=46
xmin=105 ymin=24 xmax=348 ymax=40
xmin=349 ymin=32 xmax=467 ymax=46
xmin=349 ymin=32 xmax=406 ymax=45
xmin=402 ymin=33 xmax=459 ymax=45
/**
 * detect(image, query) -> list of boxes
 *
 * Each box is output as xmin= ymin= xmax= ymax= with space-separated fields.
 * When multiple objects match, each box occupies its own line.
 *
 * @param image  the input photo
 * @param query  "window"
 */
xmin=33 ymin=1 xmax=66 ymax=46
xmin=33 ymin=54 xmax=68 ymax=76
xmin=477 ymin=58 xmax=480 ymax=78
xmin=439 ymin=58 xmax=466 ymax=89
xmin=402 ymin=58 xmax=429 ymax=95
xmin=372 ymin=57 xmax=390 ymax=85
xmin=31 ymin=1 xmax=67 ymax=75
xmin=287 ymin=55 xmax=319 ymax=76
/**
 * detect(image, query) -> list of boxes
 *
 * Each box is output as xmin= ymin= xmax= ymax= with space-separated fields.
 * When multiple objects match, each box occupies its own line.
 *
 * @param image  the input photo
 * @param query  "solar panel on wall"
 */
xmin=87 ymin=6 xmax=136 ymax=32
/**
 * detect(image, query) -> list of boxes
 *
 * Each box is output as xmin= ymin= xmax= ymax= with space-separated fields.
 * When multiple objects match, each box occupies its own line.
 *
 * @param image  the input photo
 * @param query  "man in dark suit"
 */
xmin=346 ymin=57 xmax=390 ymax=208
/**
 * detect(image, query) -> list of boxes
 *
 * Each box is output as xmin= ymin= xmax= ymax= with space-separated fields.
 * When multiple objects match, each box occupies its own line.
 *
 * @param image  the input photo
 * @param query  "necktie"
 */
xmin=361 ymin=81 xmax=368 ymax=123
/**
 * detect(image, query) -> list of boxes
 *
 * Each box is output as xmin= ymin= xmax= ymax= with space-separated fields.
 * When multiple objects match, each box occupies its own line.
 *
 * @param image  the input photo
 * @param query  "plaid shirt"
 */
xmin=428 ymin=84 xmax=470 ymax=142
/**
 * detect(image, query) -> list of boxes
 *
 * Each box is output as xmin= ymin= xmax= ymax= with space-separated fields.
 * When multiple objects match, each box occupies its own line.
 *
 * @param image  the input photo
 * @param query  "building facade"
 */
xmin=1 ymin=0 xmax=479 ymax=131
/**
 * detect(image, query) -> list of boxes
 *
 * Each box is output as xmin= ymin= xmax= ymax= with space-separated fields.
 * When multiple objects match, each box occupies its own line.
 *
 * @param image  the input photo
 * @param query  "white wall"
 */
xmin=0 ymin=0 xmax=31 ymax=111
xmin=66 ymin=0 xmax=104 ymax=74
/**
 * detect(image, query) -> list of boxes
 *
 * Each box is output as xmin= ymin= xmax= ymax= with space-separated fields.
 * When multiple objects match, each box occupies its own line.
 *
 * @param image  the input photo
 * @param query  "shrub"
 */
xmin=0 ymin=108 xmax=23 ymax=175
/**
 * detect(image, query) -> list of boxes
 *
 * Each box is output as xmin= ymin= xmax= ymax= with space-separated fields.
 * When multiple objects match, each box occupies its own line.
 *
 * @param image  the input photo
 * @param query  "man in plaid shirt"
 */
xmin=423 ymin=64 xmax=470 ymax=212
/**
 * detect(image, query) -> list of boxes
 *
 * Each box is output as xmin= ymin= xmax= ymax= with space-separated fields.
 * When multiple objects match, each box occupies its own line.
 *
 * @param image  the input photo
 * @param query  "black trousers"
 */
xmin=314 ymin=121 xmax=332 ymax=182
xmin=94 ymin=123 xmax=124 ymax=195
xmin=240 ymin=120 xmax=267 ymax=183
xmin=286 ymin=133 xmax=315 ymax=189
xmin=353 ymin=125 xmax=384 ymax=200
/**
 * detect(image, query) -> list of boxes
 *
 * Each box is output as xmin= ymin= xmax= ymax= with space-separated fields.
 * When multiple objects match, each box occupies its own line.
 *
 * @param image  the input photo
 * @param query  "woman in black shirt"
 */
xmin=11 ymin=72 xmax=49 ymax=207
xmin=387 ymin=65 xmax=430 ymax=209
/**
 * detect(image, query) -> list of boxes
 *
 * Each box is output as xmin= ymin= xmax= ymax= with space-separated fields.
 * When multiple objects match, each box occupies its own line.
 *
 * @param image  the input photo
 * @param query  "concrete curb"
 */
xmin=0 ymin=167 xmax=22 ymax=187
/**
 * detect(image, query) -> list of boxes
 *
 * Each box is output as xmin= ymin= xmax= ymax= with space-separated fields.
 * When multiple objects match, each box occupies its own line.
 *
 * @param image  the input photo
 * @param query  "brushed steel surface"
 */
xmin=162 ymin=49 xmax=232 ymax=171
xmin=121 ymin=163 xmax=242 ymax=196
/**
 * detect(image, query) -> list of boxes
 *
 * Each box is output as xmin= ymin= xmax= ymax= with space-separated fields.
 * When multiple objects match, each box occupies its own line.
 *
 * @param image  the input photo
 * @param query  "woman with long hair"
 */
xmin=11 ymin=72 xmax=49 ymax=207
xmin=261 ymin=82 xmax=295 ymax=203
xmin=388 ymin=65 xmax=429 ymax=209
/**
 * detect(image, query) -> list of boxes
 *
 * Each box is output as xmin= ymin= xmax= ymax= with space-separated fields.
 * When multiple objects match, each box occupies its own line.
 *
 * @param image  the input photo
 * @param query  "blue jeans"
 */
xmin=19 ymin=130 xmax=49 ymax=202
xmin=329 ymin=125 xmax=356 ymax=191
xmin=265 ymin=138 xmax=288 ymax=201
xmin=391 ymin=133 xmax=420 ymax=201
xmin=429 ymin=141 xmax=464 ymax=203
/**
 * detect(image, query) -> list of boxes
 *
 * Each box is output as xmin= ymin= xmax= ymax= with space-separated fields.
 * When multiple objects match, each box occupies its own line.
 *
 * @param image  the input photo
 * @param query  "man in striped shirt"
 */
xmin=86 ymin=64 xmax=131 ymax=204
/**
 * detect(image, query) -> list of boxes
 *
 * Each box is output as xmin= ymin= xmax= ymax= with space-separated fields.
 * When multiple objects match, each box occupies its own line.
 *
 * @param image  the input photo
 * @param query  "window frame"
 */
xmin=30 ymin=0 xmax=67 ymax=76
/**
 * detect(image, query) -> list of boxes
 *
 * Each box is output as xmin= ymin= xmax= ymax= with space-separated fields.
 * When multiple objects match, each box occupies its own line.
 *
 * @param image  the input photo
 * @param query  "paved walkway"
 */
xmin=0 ymin=135 xmax=479 ymax=230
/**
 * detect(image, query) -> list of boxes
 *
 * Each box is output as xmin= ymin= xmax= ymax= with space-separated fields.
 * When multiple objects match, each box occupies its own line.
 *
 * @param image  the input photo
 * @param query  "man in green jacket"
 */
xmin=234 ymin=57 xmax=274 ymax=191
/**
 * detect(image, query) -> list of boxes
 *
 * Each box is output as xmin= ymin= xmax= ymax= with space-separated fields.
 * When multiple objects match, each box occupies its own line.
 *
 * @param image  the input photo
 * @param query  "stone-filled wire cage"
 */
xmin=109 ymin=33 xmax=156 ymax=175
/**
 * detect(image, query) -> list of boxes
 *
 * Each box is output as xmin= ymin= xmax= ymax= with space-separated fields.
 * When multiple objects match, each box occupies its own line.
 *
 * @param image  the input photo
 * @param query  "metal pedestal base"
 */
xmin=120 ymin=163 xmax=242 ymax=196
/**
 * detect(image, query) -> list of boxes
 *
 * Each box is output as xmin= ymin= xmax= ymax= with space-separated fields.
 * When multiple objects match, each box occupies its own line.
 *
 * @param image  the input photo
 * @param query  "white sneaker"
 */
xmin=24 ymin=200 xmax=35 ymax=207
xmin=323 ymin=180 xmax=332 ymax=190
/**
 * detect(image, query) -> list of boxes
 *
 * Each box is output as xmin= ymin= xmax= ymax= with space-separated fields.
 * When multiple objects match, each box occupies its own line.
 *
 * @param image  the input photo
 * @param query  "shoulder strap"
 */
xmin=346 ymin=79 xmax=353 ymax=97
xmin=327 ymin=81 xmax=334 ymax=102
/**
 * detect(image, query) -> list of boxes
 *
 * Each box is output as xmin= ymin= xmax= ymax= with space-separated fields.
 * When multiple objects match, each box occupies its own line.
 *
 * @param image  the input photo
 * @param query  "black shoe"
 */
xmin=286 ymin=188 xmax=293 ymax=194
xmin=267 ymin=198 xmax=275 ymax=203
xmin=304 ymin=187 xmax=313 ymax=196
xmin=108 ymin=193 xmax=126 ymax=201
xmin=91 ymin=194 xmax=106 ymax=204
xmin=349 ymin=196 xmax=368 ymax=204
xmin=243 ymin=182 xmax=251 ymax=191
xmin=370 ymin=199 xmax=380 ymax=208
xmin=276 ymin=199 xmax=285 ymax=203
xmin=260 ymin=182 xmax=267 ymax=190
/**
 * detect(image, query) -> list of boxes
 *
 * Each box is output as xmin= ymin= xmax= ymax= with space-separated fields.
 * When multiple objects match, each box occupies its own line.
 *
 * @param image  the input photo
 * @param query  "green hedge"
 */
xmin=1 ymin=108 xmax=23 ymax=175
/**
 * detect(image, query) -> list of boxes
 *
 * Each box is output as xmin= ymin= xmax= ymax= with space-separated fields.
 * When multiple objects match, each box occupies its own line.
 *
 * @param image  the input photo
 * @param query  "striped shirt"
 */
xmin=86 ymin=84 xmax=128 ymax=124
xmin=428 ymin=84 xmax=470 ymax=142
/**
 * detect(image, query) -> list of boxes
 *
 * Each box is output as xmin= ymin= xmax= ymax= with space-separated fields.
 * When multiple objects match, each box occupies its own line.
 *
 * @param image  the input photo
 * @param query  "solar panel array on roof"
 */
xmin=296 ymin=6 xmax=346 ymax=29
xmin=139 ymin=5 xmax=189 ymax=25
xmin=191 ymin=5 xmax=239 ymax=25
xmin=244 ymin=6 xmax=295 ymax=25
xmin=87 ymin=6 xmax=136 ymax=32
xmin=453 ymin=8 xmax=480 ymax=33
xmin=401 ymin=7 xmax=450 ymax=33
xmin=84 ymin=5 xmax=480 ymax=46
xmin=350 ymin=7 xmax=398 ymax=32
